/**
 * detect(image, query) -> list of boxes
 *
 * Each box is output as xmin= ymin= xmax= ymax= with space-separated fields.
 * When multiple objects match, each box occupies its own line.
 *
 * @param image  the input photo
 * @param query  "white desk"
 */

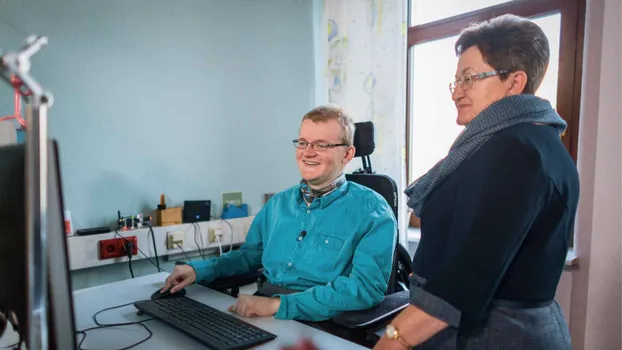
xmin=72 ymin=272 xmax=369 ymax=349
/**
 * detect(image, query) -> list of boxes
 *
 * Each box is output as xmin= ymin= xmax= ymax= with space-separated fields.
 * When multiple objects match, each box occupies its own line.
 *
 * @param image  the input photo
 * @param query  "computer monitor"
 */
xmin=0 ymin=140 xmax=77 ymax=349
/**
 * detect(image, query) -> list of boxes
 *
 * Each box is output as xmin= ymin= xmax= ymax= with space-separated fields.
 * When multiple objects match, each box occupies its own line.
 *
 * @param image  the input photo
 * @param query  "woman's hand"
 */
xmin=281 ymin=339 xmax=319 ymax=350
xmin=228 ymin=294 xmax=281 ymax=318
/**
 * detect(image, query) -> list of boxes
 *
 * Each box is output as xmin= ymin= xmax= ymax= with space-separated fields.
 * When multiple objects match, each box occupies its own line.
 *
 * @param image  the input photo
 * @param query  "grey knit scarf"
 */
xmin=405 ymin=94 xmax=567 ymax=217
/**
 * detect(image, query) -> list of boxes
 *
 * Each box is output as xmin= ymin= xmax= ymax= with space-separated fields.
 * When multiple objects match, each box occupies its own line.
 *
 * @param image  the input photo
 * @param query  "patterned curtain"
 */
xmin=323 ymin=0 xmax=408 ymax=245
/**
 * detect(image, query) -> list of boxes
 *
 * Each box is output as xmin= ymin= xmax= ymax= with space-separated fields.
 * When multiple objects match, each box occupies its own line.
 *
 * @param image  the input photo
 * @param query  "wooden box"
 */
xmin=154 ymin=207 xmax=182 ymax=226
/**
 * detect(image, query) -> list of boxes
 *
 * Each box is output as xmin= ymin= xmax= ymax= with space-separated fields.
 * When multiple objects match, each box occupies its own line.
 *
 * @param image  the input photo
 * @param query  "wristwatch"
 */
xmin=385 ymin=323 xmax=413 ymax=349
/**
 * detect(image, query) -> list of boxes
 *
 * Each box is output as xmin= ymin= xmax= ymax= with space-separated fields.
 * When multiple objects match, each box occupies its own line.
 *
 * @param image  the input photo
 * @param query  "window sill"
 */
xmin=565 ymin=249 xmax=578 ymax=267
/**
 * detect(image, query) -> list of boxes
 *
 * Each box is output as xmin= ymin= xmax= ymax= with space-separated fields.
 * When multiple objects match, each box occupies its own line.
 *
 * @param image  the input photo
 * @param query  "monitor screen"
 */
xmin=0 ymin=141 xmax=77 ymax=349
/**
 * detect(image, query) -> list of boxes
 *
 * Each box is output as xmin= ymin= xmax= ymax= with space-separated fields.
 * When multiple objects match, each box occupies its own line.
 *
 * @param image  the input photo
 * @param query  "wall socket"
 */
xmin=208 ymin=227 xmax=223 ymax=243
xmin=167 ymin=231 xmax=184 ymax=249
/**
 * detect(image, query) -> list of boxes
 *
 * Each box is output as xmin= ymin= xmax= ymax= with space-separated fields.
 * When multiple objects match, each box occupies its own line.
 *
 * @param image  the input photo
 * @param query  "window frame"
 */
xmin=405 ymin=0 xmax=586 ymax=184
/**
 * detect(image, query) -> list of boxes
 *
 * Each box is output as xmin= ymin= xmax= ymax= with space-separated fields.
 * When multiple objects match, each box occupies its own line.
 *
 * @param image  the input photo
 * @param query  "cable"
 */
xmin=75 ymin=301 xmax=155 ymax=350
xmin=197 ymin=223 xmax=206 ymax=258
xmin=222 ymin=219 xmax=236 ymax=253
xmin=114 ymin=231 xmax=166 ymax=273
xmin=124 ymin=242 xmax=135 ymax=278
xmin=76 ymin=323 xmax=152 ymax=350
xmin=1 ymin=342 xmax=19 ymax=349
xmin=216 ymin=235 xmax=223 ymax=256
xmin=146 ymin=224 xmax=160 ymax=271
xmin=175 ymin=243 xmax=192 ymax=262
xmin=92 ymin=302 xmax=154 ymax=327
xmin=192 ymin=223 xmax=205 ymax=259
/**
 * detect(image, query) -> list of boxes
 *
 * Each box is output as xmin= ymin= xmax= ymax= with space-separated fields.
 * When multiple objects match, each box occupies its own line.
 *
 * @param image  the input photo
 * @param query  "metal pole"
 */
xmin=1 ymin=35 xmax=53 ymax=350
xmin=25 ymin=96 xmax=49 ymax=350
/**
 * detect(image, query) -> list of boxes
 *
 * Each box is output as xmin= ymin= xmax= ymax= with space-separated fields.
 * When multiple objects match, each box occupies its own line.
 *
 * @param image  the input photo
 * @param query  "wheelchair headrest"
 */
xmin=353 ymin=121 xmax=375 ymax=157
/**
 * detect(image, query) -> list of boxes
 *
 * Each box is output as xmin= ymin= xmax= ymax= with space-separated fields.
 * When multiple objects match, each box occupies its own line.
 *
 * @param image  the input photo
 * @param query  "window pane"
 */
xmin=409 ymin=34 xmax=463 ymax=183
xmin=532 ymin=13 xmax=561 ymax=109
xmin=410 ymin=0 xmax=515 ymax=26
xmin=408 ymin=12 xmax=561 ymax=183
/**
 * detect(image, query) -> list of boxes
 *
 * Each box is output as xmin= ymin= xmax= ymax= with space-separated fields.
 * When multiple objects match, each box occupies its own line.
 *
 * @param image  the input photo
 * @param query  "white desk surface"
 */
xmin=72 ymin=272 xmax=369 ymax=349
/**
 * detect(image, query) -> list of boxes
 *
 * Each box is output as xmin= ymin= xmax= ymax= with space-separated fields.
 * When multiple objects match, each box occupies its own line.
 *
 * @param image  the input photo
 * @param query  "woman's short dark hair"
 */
xmin=454 ymin=14 xmax=550 ymax=94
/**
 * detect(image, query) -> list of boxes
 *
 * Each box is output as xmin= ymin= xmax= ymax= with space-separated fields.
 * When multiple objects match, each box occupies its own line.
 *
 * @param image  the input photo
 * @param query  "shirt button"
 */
xmin=306 ymin=210 xmax=310 ymax=214
xmin=325 ymin=239 xmax=329 ymax=244
xmin=287 ymin=262 xmax=292 ymax=267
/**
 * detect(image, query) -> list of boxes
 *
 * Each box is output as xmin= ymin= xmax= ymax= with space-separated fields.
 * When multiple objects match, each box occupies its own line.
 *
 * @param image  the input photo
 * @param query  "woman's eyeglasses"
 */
xmin=293 ymin=139 xmax=347 ymax=151
xmin=449 ymin=70 xmax=508 ymax=94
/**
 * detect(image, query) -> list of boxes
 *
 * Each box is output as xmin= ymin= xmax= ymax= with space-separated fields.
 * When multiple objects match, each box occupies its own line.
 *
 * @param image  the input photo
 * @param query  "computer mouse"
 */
xmin=151 ymin=287 xmax=186 ymax=300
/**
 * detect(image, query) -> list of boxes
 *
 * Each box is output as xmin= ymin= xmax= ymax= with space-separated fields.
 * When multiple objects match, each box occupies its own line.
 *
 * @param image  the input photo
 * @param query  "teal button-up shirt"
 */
xmin=188 ymin=180 xmax=397 ymax=321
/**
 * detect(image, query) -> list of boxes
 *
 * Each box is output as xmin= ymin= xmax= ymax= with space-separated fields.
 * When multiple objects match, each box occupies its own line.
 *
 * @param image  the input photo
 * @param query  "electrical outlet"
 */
xmin=98 ymin=236 xmax=137 ymax=260
xmin=208 ymin=227 xmax=223 ymax=243
xmin=167 ymin=231 xmax=184 ymax=249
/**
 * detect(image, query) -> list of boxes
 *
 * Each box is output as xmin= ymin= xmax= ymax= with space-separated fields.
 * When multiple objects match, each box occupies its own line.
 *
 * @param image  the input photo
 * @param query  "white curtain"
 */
xmin=322 ymin=0 xmax=408 ymax=246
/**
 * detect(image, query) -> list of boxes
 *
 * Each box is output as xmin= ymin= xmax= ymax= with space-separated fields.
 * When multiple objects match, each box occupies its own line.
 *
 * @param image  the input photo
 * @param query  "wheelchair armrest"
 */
xmin=332 ymin=290 xmax=409 ymax=329
xmin=197 ymin=269 xmax=263 ymax=291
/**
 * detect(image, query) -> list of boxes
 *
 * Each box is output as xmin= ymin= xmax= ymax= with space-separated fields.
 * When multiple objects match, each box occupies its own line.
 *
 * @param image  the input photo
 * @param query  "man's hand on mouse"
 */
xmin=162 ymin=265 xmax=196 ymax=294
xmin=227 ymin=294 xmax=281 ymax=318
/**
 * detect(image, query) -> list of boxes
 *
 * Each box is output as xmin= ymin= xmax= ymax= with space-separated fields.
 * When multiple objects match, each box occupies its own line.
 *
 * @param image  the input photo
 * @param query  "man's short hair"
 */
xmin=454 ymin=14 xmax=550 ymax=94
xmin=302 ymin=105 xmax=355 ymax=147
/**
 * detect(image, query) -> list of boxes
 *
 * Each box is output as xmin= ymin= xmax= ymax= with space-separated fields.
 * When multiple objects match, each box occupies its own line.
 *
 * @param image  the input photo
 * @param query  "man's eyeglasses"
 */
xmin=293 ymin=139 xmax=348 ymax=151
xmin=449 ymin=70 xmax=508 ymax=94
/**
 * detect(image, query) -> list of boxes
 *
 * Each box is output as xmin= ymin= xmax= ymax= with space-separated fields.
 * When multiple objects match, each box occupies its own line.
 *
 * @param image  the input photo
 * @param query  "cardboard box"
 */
xmin=154 ymin=207 xmax=182 ymax=226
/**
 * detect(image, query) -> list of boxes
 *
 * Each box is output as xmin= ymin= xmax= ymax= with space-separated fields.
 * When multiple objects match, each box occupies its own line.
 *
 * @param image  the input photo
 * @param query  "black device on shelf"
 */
xmin=183 ymin=200 xmax=211 ymax=223
xmin=76 ymin=226 xmax=111 ymax=236
xmin=134 ymin=297 xmax=276 ymax=350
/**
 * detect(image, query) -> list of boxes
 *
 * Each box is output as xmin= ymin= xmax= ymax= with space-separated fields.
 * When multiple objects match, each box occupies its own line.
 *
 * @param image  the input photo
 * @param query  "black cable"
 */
xmin=192 ymin=223 xmax=200 ymax=259
xmin=1 ymin=342 xmax=19 ymax=349
xmin=145 ymin=224 xmax=160 ymax=271
xmin=93 ymin=302 xmax=154 ymax=327
xmin=124 ymin=242 xmax=135 ymax=278
xmin=175 ymin=243 xmax=192 ymax=262
xmin=76 ymin=323 xmax=152 ymax=350
xmin=114 ymin=231 xmax=166 ymax=273
xmin=75 ymin=301 xmax=155 ymax=350
xmin=222 ymin=219 xmax=235 ymax=253
xmin=193 ymin=223 xmax=205 ymax=259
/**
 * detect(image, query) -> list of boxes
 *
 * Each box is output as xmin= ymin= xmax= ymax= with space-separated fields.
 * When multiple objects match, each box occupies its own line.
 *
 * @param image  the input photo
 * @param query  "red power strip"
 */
xmin=99 ymin=236 xmax=138 ymax=260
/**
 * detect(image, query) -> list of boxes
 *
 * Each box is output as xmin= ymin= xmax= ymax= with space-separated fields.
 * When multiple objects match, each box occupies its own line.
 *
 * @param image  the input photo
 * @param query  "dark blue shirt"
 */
xmin=410 ymin=123 xmax=580 ymax=332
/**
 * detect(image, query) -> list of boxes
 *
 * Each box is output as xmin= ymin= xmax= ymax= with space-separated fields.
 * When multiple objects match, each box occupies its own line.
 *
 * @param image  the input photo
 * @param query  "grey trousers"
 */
xmin=417 ymin=300 xmax=571 ymax=350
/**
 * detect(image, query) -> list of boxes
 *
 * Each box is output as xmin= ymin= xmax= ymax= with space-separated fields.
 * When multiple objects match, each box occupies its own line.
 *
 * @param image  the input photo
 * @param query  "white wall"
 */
xmin=555 ymin=0 xmax=622 ymax=349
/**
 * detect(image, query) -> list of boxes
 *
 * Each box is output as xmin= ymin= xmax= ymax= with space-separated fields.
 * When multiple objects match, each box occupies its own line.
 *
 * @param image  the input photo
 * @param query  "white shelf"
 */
xmin=66 ymin=217 xmax=254 ymax=271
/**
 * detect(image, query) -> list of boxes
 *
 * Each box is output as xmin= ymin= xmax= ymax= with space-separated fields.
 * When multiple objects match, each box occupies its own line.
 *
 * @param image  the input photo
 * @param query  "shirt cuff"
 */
xmin=408 ymin=273 xmax=461 ymax=328
xmin=186 ymin=259 xmax=218 ymax=283
xmin=274 ymin=294 xmax=295 ymax=320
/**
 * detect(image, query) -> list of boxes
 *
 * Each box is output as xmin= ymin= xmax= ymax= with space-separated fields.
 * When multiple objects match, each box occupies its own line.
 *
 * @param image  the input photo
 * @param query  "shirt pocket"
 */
xmin=313 ymin=233 xmax=345 ymax=272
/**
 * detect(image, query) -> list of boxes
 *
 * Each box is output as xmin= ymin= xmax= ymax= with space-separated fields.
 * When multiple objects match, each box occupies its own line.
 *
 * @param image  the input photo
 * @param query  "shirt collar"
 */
xmin=295 ymin=180 xmax=349 ymax=209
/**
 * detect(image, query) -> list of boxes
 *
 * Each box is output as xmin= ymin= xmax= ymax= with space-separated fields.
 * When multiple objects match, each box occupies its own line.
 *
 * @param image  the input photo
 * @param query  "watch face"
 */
xmin=386 ymin=324 xmax=398 ymax=339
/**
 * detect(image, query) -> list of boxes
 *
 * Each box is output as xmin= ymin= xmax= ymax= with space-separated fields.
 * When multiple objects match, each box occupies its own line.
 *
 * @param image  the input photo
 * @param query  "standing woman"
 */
xmin=374 ymin=14 xmax=579 ymax=350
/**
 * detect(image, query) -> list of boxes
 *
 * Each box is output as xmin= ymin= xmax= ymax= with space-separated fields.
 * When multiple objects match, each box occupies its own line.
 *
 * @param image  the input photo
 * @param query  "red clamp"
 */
xmin=0 ymin=74 xmax=32 ymax=128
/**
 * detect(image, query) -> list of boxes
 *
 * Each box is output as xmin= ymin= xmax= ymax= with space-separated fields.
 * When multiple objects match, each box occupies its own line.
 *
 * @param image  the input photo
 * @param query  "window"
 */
xmin=411 ymin=0 xmax=517 ymax=26
xmin=406 ymin=0 xmax=586 ymax=185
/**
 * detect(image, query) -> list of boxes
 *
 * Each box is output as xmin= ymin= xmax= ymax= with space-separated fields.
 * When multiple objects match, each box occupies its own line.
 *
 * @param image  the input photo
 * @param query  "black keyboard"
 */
xmin=134 ymin=297 xmax=277 ymax=350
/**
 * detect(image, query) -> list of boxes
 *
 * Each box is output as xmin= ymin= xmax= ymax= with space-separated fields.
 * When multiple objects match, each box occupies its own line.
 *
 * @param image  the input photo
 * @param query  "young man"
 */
xmin=161 ymin=105 xmax=397 ymax=322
